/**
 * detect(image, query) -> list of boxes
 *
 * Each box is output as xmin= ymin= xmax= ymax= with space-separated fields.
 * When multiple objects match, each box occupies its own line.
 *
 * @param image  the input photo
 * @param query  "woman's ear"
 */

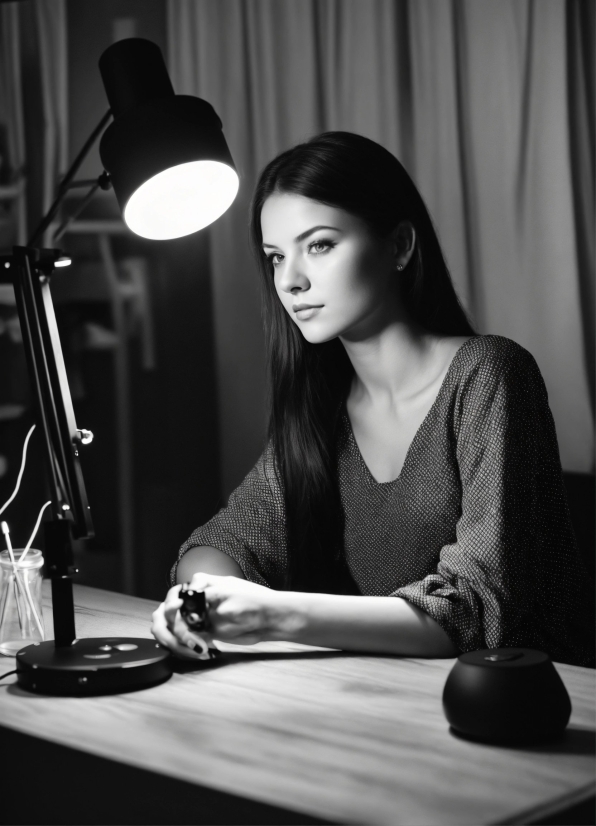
xmin=392 ymin=221 xmax=416 ymax=271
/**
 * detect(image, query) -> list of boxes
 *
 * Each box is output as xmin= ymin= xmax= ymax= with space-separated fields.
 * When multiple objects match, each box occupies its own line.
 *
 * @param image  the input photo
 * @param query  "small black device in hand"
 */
xmin=179 ymin=585 xmax=220 ymax=660
xmin=179 ymin=586 xmax=209 ymax=630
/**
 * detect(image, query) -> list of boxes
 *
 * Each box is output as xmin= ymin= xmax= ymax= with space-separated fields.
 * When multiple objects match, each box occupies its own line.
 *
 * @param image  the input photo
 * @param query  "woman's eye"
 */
xmin=308 ymin=239 xmax=335 ymax=255
xmin=265 ymin=239 xmax=334 ymax=267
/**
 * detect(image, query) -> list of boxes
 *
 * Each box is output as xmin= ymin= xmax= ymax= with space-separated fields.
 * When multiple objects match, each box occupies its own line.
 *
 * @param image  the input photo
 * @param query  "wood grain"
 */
xmin=0 ymin=582 xmax=593 ymax=825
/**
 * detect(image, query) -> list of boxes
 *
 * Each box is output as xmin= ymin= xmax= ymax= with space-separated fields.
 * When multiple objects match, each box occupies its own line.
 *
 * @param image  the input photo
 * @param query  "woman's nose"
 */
xmin=277 ymin=258 xmax=309 ymax=294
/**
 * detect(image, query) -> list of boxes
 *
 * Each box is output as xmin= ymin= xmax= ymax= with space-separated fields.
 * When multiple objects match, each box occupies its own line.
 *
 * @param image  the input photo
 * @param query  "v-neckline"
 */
xmin=343 ymin=336 xmax=477 ymax=486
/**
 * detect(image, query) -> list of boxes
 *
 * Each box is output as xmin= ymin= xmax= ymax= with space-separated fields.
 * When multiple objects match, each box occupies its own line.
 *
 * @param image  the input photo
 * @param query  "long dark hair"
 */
xmin=249 ymin=132 xmax=475 ymax=592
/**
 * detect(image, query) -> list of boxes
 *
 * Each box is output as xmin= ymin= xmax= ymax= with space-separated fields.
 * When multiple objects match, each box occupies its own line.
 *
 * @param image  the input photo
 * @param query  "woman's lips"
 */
xmin=293 ymin=305 xmax=323 ymax=321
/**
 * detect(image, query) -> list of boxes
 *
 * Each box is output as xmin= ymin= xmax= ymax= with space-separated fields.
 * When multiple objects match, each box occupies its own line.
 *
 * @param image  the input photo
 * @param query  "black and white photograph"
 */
xmin=0 ymin=1 xmax=593 ymax=824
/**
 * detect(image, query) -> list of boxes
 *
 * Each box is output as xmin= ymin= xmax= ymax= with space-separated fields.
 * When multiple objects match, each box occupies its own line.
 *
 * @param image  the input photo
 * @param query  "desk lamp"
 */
xmin=1 ymin=39 xmax=238 ymax=695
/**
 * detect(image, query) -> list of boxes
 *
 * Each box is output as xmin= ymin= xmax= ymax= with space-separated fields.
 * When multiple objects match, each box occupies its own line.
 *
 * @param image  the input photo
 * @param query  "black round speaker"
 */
xmin=442 ymin=648 xmax=572 ymax=744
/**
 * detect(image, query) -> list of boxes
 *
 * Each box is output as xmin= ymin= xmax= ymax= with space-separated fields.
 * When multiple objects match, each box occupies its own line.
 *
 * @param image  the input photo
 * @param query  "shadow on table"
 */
xmin=171 ymin=648 xmax=361 ymax=674
xmin=2 ymin=725 xmax=335 ymax=825
xmin=450 ymin=726 xmax=595 ymax=825
xmin=172 ymin=651 xmax=362 ymax=674
xmin=449 ymin=724 xmax=595 ymax=756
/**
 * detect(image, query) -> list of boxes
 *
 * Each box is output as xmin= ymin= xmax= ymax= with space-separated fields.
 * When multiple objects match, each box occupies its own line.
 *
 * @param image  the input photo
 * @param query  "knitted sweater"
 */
xmin=173 ymin=336 xmax=594 ymax=667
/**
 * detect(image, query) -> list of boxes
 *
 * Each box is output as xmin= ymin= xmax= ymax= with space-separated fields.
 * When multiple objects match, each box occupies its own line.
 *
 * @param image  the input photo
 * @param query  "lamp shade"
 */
xmin=99 ymin=39 xmax=239 ymax=240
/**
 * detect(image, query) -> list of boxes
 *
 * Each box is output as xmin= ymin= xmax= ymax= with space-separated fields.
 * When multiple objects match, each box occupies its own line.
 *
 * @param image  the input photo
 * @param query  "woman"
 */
xmin=151 ymin=132 xmax=593 ymax=667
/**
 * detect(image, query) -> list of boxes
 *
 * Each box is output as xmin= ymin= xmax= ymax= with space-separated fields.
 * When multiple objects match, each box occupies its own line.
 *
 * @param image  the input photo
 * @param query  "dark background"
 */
xmin=0 ymin=0 xmax=223 ymax=599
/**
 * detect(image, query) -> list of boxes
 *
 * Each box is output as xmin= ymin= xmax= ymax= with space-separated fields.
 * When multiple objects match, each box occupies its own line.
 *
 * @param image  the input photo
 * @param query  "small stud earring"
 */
xmin=396 ymin=263 xmax=404 ymax=271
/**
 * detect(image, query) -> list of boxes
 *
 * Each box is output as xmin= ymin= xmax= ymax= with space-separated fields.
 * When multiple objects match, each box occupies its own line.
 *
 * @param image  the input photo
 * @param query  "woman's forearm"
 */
xmin=267 ymin=591 xmax=458 ymax=658
xmin=174 ymin=555 xmax=457 ymax=657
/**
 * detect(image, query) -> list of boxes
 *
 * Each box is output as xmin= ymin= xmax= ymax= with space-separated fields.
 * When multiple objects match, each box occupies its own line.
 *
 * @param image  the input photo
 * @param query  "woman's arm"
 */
xmin=152 ymin=573 xmax=458 ymax=659
xmin=177 ymin=546 xmax=246 ymax=582
xmin=171 ymin=443 xmax=287 ymax=589
xmin=270 ymin=590 xmax=458 ymax=657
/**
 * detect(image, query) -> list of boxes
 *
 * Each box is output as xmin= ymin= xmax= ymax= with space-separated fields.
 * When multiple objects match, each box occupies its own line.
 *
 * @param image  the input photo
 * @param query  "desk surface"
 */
xmin=0 ymin=583 xmax=594 ymax=825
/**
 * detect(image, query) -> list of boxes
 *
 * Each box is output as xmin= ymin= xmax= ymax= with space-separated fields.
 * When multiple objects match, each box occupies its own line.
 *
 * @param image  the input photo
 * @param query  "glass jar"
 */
xmin=0 ymin=549 xmax=45 ymax=655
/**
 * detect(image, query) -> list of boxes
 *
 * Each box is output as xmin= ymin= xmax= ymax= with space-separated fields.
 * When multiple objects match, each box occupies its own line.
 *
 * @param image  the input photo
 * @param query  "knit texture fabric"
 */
xmin=172 ymin=336 xmax=594 ymax=666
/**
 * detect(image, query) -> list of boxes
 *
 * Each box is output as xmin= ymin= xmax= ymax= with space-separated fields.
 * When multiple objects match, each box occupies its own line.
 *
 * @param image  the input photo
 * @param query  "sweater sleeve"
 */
xmin=390 ymin=342 xmax=593 ymax=663
xmin=170 ymin=442 xmax=288 ymax=588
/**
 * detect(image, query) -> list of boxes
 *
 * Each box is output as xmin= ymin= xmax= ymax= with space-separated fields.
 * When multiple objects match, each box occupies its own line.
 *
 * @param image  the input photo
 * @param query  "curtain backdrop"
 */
xmin=0 ymin=4 xmax=26 ymax=186
xmin=4 ymin=0 xmax=69 ymax=240
xmin=34 ymin=0 xmax=68 ymax=228
xmin=0 ymin=3 xmax=27 ymax=246
xmin=167 ymin=0 xmax=595 ymax=495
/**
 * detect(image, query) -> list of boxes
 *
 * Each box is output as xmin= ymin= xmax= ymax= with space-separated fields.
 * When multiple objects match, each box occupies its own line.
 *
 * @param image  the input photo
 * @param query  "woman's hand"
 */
xmin=151 ymin=574 xmax=281 ymax=659
xmin=151 ymin=582 xmax=215 ymax=660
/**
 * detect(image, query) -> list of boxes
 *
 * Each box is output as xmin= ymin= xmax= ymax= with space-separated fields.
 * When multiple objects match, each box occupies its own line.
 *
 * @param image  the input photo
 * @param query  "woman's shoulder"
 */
xmin=448 ymin=334 xmax=548 ymax=415
xmin=457 ymin=333 xmax=534 ymax=362
xmin=453 ymin=334 xmax=541 ymax=381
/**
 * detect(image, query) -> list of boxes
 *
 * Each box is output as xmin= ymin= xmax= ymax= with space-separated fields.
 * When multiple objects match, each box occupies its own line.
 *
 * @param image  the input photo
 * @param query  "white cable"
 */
xmin=1 ymin=521 xmax=23 ymax=627
xmin=20 ymin=500 xmax=52 ymax=564
xmin=0 ymin=424 xmax=36 ymax=517
xmin=0 ymin=428 xmax=47 ymax=641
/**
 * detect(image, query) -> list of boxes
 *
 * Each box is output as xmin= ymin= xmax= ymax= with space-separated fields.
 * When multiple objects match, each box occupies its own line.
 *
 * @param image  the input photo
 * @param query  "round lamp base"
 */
xmin=15 ymin=637 xmax=173 ymax=696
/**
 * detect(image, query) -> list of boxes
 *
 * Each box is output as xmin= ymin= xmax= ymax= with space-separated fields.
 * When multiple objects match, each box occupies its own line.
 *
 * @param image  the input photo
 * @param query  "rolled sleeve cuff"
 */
xmin=390 ymin=574 xmax=485 ymax=654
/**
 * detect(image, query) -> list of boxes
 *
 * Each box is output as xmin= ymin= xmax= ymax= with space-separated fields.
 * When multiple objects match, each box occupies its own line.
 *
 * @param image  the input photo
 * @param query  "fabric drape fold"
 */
xmin=34 ymin=0 xmax=68 ymax=245
xmin=0 ymin=5 xmax=26 ymax=182
xmin=566 ymin=0 xmax=595 ymax=418
xmin=0 ymin=4 xmax=27 ymax=245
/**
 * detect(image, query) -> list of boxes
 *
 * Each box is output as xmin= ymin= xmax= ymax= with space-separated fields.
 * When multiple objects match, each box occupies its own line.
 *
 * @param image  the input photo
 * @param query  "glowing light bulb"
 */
xmin=123 ymin=160 xmax=239 ymax=240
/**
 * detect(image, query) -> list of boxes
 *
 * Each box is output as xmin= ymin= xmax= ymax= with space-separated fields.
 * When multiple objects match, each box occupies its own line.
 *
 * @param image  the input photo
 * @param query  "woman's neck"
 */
xmin=341 ymin=320 xmax=447 ymax=409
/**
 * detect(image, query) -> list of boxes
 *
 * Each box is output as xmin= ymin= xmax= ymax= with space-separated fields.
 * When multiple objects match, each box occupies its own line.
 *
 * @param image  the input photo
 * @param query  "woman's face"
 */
xmin=260 ymin=192 xmax=401 ymax=344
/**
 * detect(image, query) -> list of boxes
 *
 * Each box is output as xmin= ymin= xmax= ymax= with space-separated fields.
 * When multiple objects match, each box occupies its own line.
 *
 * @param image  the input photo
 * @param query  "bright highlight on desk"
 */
xmin=0 ymin=38 xmax=238 ymax=695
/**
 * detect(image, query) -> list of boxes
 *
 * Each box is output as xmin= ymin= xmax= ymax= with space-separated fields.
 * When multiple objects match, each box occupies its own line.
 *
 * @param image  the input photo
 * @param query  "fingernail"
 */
xmin=186 ymin=639 xmax=209 ymax=659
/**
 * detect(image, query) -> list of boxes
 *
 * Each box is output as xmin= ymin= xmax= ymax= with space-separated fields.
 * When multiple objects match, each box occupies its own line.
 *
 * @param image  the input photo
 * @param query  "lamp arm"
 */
xmin=28 ymin=108 xmax=112 ymax=247
xmin=2 ymin=246 xmax=94 ymax=646
xmin=7 ymin=109 xmax=115 ymax=648
xmin=52 ymin=171 xmax=113 ymax=243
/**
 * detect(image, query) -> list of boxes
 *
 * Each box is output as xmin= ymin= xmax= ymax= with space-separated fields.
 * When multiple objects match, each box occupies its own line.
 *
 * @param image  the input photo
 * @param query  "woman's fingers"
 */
xmin=172 ymin=611 xmax=216 ymax=652
xmin=152 ymin=597 xmax=215 ymax=660
xmin=189 ymin=572 xmax=215 ymax=590
xmin=155 ymin=574 xmax=271 ymax=653
xmin=152 ymin=604 xmax=202 ymax=659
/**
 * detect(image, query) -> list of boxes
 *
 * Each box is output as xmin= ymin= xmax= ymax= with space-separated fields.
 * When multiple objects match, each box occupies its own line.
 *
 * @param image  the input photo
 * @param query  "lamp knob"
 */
xmin=75 ymin=429 xmax=94 ymax=445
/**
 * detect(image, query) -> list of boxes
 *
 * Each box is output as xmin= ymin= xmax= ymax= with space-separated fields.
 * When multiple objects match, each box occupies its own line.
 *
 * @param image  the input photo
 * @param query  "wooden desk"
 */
xmin=0 ymin=583 xmax=594 ymax=825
